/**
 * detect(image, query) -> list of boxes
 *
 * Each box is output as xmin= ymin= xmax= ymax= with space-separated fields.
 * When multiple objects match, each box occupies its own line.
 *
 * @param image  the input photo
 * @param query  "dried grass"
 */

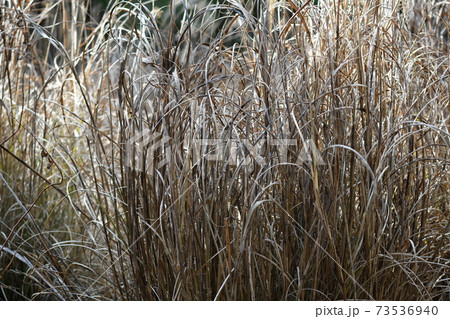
xmin=0 ymin=0 xmax=448 ymax=300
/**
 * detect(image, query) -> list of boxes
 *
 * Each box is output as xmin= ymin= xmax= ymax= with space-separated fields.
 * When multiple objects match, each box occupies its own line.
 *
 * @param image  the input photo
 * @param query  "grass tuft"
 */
xmin=0 ymin=0 xmax=448 ymax=300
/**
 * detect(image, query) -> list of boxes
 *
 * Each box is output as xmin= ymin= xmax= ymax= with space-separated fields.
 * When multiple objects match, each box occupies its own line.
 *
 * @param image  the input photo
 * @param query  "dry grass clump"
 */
xmin=0 ymin=0 xmax=449 ymax=300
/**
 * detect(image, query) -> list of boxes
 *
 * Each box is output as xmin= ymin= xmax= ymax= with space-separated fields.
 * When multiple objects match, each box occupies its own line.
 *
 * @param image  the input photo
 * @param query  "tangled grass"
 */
xmin=0 ymin=0 xmax=449 ymax=300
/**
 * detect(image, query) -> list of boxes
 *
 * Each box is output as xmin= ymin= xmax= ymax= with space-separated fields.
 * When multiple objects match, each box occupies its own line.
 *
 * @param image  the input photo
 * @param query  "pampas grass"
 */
xmin=0 ymin=0 xmax=448 ymax=300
